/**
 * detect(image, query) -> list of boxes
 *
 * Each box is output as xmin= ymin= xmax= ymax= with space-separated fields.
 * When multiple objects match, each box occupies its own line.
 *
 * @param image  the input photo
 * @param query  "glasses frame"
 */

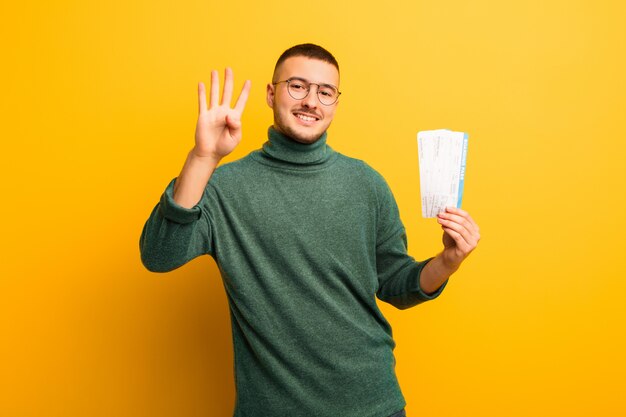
xmin=273 ymin=77 xmax=341 ymax=106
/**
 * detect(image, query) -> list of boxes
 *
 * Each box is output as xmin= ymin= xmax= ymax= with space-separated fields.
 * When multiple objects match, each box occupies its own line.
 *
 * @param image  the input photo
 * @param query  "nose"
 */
xmin=301 ymin=84 xmax=319 ymax=108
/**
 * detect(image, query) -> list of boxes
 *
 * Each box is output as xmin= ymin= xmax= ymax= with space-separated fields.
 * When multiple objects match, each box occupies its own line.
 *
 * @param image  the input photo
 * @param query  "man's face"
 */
xmin=266 ymin=56 xmax=340 ymax=144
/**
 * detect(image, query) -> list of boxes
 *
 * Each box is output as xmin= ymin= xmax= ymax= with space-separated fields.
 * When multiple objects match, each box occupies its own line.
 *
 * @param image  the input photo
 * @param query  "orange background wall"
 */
xmin=1 ymin=1 xmax=625 ymax=416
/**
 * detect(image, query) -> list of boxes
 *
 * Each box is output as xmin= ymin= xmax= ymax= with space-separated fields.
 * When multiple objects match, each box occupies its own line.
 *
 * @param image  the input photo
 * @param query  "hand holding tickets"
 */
xmin=417 ymin=129 xmax=480 ymax=279
xmin=417 ymin=129 xmax=469 ymax=218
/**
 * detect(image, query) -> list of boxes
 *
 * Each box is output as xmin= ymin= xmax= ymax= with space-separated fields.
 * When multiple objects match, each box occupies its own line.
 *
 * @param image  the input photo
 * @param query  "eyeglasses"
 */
xmin=273 ymin=77 xmax=341 ymax=105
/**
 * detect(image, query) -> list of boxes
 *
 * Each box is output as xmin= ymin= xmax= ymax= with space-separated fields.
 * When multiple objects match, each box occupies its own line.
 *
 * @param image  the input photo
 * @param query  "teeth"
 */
xmin=296 ymin=114 xmax=316 ymax=122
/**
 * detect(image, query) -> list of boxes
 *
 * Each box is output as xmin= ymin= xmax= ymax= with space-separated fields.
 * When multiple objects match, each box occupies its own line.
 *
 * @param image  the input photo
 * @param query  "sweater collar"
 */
xmin=261 ymin=126 xmax=333 ymax=165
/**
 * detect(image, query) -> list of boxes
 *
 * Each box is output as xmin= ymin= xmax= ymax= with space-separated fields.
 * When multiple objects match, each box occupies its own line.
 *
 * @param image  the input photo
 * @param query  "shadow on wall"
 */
xmin=76 ymin=248 xmax=236 ymax=417
xmin=135 ymin=256 xmax=235 ymax=417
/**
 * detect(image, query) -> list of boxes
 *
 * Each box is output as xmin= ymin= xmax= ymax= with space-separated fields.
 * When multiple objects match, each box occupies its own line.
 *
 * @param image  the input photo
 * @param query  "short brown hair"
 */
xmin=273 ymin=43 xmax=339 ymax=76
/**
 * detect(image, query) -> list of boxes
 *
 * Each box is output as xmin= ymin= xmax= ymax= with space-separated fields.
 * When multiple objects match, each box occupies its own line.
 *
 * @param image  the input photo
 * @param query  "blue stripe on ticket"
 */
xmin=457 ymin=132 xmax=469 ymax=208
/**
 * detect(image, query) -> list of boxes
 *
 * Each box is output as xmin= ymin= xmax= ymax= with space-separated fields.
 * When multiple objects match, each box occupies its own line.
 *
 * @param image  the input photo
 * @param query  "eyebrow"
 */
xmin=289 ymin=76 xmax=338 ymax=90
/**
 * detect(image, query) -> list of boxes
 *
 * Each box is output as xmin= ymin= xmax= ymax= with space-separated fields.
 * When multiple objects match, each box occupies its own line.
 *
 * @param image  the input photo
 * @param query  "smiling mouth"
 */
xmin=293 ymin=112 xmax=320 ymax=122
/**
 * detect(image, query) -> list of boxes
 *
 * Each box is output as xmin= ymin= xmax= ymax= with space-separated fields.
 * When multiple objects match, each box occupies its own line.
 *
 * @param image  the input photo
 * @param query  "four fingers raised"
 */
xmin=201 ymin=68 xmax=251 ymax=114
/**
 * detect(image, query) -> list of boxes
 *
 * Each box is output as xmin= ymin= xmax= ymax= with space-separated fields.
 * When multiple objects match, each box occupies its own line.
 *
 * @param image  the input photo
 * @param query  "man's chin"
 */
xmin=290 ymin=133 xmax=323 ymax=144
xmin=277 ymin=124 xmax=325 ymax=144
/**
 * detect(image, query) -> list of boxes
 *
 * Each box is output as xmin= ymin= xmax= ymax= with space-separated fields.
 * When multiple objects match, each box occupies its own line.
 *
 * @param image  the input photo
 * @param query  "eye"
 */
xmin=319 ymin=87 xmax=335 ymax=97
xmin=290 ymin=81 xmax=306 ymax=90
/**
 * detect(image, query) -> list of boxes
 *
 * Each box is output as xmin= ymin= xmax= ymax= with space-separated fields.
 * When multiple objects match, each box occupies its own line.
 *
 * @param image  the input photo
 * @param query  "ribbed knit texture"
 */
xmin=140 ymin=127 xmax=447 ymax=417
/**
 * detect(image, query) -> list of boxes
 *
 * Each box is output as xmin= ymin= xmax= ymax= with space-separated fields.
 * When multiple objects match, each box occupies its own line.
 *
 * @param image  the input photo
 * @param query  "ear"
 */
xmin=266 ymin=83 xmax=275 ymax=108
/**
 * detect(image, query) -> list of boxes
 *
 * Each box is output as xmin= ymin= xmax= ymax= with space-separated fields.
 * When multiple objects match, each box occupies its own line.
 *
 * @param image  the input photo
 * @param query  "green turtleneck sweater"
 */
xmin=139 ymin=127 xmax=447 ymax=417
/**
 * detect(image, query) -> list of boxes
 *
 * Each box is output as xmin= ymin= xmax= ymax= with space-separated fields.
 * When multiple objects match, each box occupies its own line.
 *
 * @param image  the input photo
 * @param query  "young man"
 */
xmin=140 ymin=44 xmax=480 ymax=417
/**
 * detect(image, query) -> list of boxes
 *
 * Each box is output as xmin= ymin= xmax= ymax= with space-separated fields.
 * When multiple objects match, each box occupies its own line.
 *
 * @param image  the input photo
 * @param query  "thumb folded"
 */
xmin=226 ymin=114 xmax=241 ymax=130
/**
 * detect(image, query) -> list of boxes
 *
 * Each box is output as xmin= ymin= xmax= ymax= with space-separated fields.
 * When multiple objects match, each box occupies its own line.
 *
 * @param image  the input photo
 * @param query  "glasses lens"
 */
xmin=317 ymin=85 xmax=338 ymax=105
xmin=287 ymin=80 xmax=309 ymax=100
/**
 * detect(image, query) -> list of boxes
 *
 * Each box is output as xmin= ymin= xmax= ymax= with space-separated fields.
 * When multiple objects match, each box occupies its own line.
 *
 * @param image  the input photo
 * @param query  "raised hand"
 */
xmin=193 ymin=67 xmax=251 ymax=161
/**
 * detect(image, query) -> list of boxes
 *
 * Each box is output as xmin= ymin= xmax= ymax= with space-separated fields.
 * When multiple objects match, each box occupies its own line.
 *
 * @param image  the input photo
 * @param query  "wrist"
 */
xmin=434 ymin=252 xmax=460 ymax=276
xmin=189 ymin=148 xmax=221 ymax=168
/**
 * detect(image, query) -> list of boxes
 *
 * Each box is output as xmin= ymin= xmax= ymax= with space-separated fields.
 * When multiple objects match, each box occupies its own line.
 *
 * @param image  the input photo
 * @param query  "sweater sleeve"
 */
xmin=139 ymin=177 xmax=214 ymax=272
xmin=373 ymin=172 xmax=448 ymax=309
